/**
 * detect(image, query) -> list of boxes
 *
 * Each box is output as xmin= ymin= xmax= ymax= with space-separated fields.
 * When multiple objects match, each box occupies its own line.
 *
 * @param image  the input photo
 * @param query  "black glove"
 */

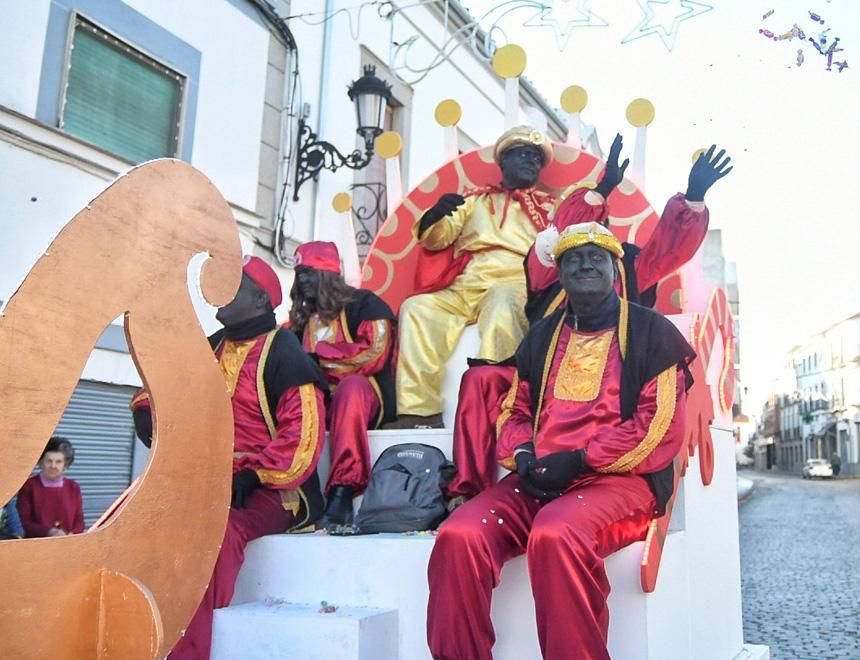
xmin=231 ymin=469 xmax=260 ymax=509
xmin=686 ymin=144 xmax=733 ymax=202
xmin=514 ymin=444 xmax=563 ymax=501
xmin=528 ymin=449 xmax=587 ymax=493
xmin=418 ymin=193 xmax=466 ymax=235
xmin=594 ymin=133 xmax=630 ymax=199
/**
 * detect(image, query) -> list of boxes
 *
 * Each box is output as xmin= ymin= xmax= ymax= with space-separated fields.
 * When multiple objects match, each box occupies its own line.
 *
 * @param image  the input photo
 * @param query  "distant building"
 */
xmin=765 ymin=312 xmax=860 ymax=476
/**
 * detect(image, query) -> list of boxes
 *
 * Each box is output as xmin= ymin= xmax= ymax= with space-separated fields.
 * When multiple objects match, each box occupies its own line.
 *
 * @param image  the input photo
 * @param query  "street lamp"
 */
xmin=292 ymin=65 xmax=393 ymax=201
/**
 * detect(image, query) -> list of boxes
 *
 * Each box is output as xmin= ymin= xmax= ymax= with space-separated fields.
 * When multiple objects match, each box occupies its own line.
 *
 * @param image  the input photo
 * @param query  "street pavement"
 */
xmin=739 ymin=471 xmax=860 ymax=659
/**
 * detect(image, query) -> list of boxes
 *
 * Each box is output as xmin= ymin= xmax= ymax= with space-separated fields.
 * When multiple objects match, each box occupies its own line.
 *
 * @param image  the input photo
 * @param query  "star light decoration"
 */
xmin=524 ymin=0 xmax=608 ymax=51
xmin=622 ymin=0 xmax=713 ymax=52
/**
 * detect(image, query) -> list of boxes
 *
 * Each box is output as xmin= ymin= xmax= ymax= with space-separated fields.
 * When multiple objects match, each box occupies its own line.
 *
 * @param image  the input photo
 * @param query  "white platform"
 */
xmin=212 ymin=601 xmax=397 ymax=660
xmin=213 ymin=320 xmax=768 ymax=659
xmin=216 ymin=425 xmax=756 ymax=659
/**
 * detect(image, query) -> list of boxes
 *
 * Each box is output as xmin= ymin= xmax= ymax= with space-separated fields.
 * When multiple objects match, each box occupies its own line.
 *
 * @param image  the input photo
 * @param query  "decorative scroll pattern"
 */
xmin=350 ymin=181 xmax=388 ymax=260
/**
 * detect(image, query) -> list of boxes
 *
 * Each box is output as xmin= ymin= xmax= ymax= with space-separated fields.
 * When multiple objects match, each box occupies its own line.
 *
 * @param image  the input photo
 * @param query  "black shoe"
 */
xmin=316 ymin=485 xmax=355 ymax=530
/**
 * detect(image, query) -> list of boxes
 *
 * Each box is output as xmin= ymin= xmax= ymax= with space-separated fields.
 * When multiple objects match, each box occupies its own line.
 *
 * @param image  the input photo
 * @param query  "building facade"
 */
xmin=764 ymin=313 xmax=860 ymax=476
xmin=1 ymin=0 xmax=567 ymax=523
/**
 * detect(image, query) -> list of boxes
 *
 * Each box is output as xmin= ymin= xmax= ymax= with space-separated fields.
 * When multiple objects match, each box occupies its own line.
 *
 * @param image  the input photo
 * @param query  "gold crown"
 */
xmin=552 ymin=222 xmax=624 ymax=260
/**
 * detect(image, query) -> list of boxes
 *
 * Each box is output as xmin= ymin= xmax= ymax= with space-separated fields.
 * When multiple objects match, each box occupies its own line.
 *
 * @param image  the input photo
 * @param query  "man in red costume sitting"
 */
xmin=288 ymin=241 xmax=397 ymax=530
xmin=445 ymin=138 xmax=732 ymax=506
xmin=131 ymin=256 xmax=327 ymax=660
xmin=427 ymin=218 xmax=697 ymax=660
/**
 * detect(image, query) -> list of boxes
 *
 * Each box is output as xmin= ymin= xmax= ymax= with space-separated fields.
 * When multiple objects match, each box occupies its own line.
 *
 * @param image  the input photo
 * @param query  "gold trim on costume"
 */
xmin=340 ymin=310 xmax=354 ymax=343
xmin=219 ymin=338 xmax=258 ymax=398
xmin=321 ymin=320 xmax=390 ymax=371
xmin=596 ymin=366 xmax=677 ymax=473
xmin=255 ymin=330 xmax=280 ymax=438
xmin=533 ymin=315 xmax=566 ymax=440
xmin=545 ymin=289 xmax=566 ymax=317
xmin=495 ymin=371 xmax=520 ymax=440
xmin=368 ymin=375 xmax=385 ymax=428
xmin=553 ymin=330 xmax=613 ymax=402
xmin=255 ymin=383 xmax=320 ymax=486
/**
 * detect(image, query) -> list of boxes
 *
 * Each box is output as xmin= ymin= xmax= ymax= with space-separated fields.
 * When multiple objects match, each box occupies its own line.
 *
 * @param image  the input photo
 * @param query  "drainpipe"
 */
xmin=309 ymin=0 xmax=335 ymax=240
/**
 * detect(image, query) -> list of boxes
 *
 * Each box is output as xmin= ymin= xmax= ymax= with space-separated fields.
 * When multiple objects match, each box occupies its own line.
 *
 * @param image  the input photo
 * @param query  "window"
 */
xmin=61 ymin=15 xmax=185 ymax=162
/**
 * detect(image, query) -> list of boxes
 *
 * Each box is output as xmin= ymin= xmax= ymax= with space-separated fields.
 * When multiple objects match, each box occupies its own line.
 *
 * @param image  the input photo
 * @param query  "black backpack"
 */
xmin=355 ymin=443 xmax=454 ymax=534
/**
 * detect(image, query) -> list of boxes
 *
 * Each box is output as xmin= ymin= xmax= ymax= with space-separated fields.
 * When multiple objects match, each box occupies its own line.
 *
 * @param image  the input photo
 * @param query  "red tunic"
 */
xmin=216 ymin=333 xmax=325 ymax=490
xmin=17 ymin=475 xmax=84 ymax=537
xmin=497 ymin=325 xmax=686 ymax=476
xmin=132 ymin=330 xmax=325 ymax=491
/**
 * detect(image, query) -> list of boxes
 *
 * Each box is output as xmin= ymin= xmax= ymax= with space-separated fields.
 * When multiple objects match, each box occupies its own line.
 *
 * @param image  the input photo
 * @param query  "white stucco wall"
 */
xmin=286 ymin=0 xmax=563 ymax=246
xmin=0 ymin=0 xmax=269 ymax=211
xmin=0 ymin=1 xmax=52 ymax=115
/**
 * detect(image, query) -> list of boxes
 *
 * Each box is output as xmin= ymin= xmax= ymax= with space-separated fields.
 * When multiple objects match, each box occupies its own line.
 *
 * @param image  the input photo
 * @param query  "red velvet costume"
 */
xmin=427 ymin=295 xmax=695 ymax=660
xmin=132 ymin=256 xmax=327 ymax=660
xmin=16 ymin=475 xmax=84 ymax=537
xmin=300 ymin=296 xmax=395 ymax=495
xmin=446 ymin=189 xmax=708 ymax=499
xmin=291 ymin=241 xmax=397 ymax=497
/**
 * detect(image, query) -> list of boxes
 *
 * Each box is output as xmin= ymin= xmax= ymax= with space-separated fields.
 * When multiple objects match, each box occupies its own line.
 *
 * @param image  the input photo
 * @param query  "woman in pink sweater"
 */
xmin=17 ymin=437 xmax=84 ymax=537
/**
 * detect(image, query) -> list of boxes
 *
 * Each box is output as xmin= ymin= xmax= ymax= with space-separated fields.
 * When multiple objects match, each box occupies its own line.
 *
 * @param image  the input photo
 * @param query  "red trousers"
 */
xmin=427 ymin=473 xmax=656 ymax=660
xmin=446 ymin=365 xmax=515 ymax=498
xmin=325 ymin=374 xmax=380 ymax=495
xmin=170 ymin=488 xmax=293 ymax=660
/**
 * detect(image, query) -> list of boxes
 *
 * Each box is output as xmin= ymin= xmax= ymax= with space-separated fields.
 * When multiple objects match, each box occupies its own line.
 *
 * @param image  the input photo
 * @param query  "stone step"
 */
xmin=231 ymin=530 xmax=692 ymax=660
xmin=211 ymin=600 xmax=398 ymax=660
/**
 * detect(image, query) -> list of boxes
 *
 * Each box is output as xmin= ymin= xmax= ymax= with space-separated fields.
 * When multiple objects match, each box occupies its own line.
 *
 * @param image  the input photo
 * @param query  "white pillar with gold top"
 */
xmin=492 ymin=45 xmax=527 ymax=129
xmin=561 ymin=85 xmax=588 ymax=150
xmin=626 ymin=98 xmax=655 ymax=192
xmin=375 ymin=130 xmax=404 ymax=212
xmin=435 ymin=99 xmax=462 ymax=162
xmin=332 ymin=192 xmax=362 ymax=287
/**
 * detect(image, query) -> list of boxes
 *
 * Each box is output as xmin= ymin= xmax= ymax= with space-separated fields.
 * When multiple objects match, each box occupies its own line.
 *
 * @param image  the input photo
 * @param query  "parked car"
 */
xmin=802 ymin=458 xmax=833 ymax=479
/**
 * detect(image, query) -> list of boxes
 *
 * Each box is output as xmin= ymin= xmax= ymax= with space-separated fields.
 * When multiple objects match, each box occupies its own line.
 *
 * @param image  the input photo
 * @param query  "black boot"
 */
xmin=316 ymin=485 xmax=355 ymax=530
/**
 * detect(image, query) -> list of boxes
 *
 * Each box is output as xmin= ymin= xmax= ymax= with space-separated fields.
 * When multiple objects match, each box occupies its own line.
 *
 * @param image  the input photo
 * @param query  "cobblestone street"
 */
xmin=739 ymin=472 xmax=860 ymax=659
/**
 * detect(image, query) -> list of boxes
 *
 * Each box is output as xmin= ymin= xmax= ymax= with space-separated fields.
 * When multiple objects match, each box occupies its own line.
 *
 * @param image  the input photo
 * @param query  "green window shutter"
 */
xmin=63 ymin=19 xmax=183 ymax=163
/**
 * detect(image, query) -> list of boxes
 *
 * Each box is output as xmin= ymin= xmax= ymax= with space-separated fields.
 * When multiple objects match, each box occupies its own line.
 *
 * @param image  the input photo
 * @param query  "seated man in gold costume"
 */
xmin=393 ymin=126 xmax=556 ymax=428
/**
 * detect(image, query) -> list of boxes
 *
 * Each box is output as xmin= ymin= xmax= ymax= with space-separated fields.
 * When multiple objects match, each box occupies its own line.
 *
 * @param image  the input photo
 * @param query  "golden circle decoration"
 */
xmin=492 ymin=44 xmax=527 ymax=78
xmin=375 ymin=131 xmax=403 ymax=159
xmin=435 ymin=99 xmax=462 ymax=127
xmin=626 ymin=98 xmax=655 ymax=127
xmin=560 ymin=85 xmax=588 ymax=113
xmin=691 ymin=147 xmax=708 ymax=164
xmin=331 ymin=192 xmax=352 ymax=214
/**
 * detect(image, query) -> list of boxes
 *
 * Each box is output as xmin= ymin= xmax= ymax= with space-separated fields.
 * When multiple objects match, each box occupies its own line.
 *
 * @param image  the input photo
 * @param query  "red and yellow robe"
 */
xmin=131 ymin=319 xmax=327 ymax=526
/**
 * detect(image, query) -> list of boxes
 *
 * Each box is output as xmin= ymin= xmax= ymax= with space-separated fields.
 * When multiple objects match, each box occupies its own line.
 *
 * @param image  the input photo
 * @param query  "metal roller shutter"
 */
xmin=54 ymin=380 xmax=137 ymax=527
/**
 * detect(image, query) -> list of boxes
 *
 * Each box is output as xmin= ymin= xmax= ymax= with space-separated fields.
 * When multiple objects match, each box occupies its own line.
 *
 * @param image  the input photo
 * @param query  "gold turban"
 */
xmin=493 ymin=125 xmax=554 ymax=165
xmin=552 ymin=221 xmax=624 ymax=261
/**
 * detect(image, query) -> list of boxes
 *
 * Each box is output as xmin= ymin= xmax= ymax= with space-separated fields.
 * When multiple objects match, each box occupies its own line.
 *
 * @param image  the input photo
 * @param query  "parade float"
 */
xmin=0 ymin=44 xmax=768 ymax=660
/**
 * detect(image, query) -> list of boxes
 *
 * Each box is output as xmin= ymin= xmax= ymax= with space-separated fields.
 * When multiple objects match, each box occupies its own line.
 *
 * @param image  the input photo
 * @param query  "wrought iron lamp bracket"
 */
xmin=292 ymin=119 xmax=373 ymax=201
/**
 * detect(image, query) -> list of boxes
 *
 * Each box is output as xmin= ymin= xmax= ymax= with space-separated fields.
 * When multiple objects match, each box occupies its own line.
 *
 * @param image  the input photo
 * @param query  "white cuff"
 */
xmin=584 ymin=190 xmax=605 ymax=205
xmin=684 ymin=199 xmax=706 ymax=212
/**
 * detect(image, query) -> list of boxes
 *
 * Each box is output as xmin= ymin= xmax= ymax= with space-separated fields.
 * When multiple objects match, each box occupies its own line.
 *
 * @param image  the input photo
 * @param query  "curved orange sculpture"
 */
xmin=361 ymin=143 xmax=680 ymax=314
xmin=0 ymin=160 xmax=243 ymax=658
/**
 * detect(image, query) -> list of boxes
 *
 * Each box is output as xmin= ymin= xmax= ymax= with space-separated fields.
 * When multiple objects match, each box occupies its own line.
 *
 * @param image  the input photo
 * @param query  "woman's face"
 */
xmin=40 ymin=451 xmax=67 ymax=480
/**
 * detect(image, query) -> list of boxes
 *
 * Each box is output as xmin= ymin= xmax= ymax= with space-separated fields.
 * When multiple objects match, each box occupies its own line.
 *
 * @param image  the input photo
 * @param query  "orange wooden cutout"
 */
xmin=0 ymin=159 xmax=242 ymax=658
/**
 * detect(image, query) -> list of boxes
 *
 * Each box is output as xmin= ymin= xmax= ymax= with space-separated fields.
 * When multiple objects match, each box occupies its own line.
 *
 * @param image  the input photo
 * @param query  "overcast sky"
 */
xmin=464 ymin=0 xmax=860 ymax=413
